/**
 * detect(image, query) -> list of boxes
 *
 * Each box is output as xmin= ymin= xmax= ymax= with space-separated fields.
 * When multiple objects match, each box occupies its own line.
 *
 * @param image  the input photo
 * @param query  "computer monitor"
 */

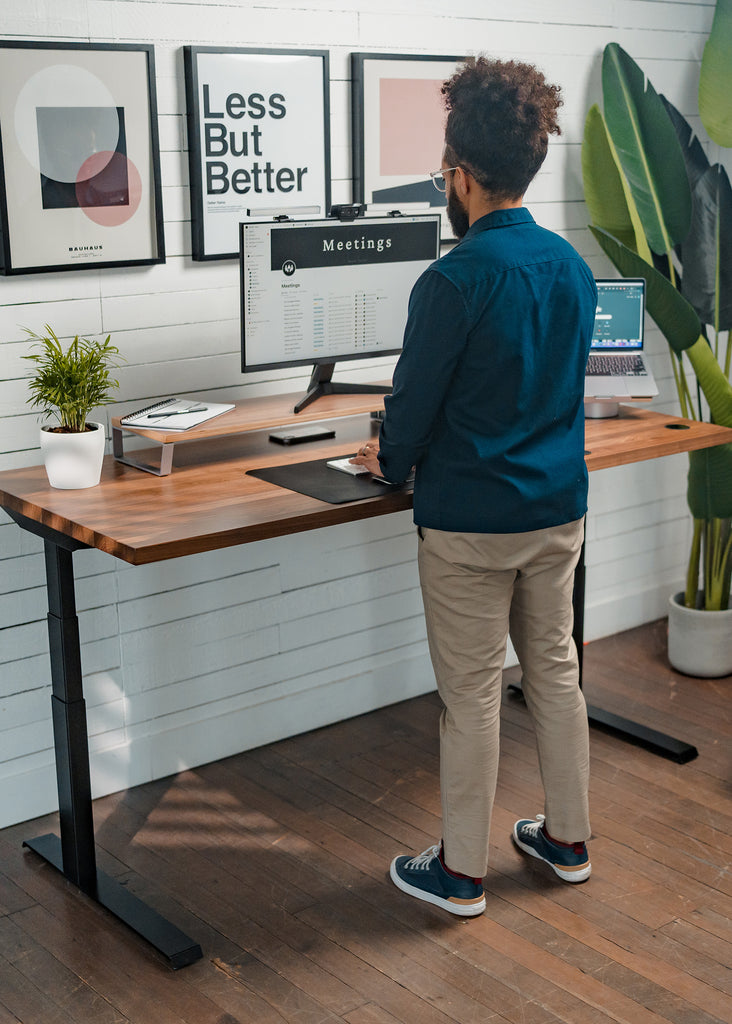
xmin=240 ymin=214 xmax=441 ymax=412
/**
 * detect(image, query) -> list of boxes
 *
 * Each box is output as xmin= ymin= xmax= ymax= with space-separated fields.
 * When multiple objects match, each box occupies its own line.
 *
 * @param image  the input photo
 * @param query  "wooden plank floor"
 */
xmin=1 ymin=619 xmax=730 ymax=1024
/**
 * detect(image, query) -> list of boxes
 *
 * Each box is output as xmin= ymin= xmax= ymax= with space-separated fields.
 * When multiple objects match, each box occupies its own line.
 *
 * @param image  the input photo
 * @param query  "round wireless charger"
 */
xmin=584 ymin=400 xmax=620 ymax=419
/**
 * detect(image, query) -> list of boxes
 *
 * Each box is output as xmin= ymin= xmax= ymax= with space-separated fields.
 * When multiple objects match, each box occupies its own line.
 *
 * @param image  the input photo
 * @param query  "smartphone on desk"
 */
xmin=269 ymin=425 xmax=336 ymax=445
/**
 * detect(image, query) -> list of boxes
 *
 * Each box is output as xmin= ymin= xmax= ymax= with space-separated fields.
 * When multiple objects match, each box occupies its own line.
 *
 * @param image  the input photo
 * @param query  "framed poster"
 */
xmin=351 ymin=52 xmax=467 ymax=238
xmin=0 ymin=41 xmax=165 ymax=275
xmin=184 ymin=46 xmax=331 ymax=260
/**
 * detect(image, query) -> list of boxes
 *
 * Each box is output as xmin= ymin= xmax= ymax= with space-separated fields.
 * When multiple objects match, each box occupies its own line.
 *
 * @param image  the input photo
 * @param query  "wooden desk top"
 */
xmin=581 ymin=406 xmax=731 ymax=471
xmin=1 ymin=405 xmax=731 ymax=566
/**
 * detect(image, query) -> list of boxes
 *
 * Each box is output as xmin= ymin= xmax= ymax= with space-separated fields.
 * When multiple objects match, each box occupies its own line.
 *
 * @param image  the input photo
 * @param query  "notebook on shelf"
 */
xmin=120 ymin=397 xmax=235 ymax=431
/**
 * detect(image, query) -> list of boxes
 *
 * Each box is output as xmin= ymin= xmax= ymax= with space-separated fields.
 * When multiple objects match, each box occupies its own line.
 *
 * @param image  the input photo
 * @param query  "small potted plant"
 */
xmin=23 ymin=324 xmax=123 ymax=489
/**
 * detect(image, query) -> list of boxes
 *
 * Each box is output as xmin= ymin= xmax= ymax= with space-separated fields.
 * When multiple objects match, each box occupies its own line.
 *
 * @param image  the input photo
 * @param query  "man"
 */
xmin=351 ymin=57 xmax=597 ymax=917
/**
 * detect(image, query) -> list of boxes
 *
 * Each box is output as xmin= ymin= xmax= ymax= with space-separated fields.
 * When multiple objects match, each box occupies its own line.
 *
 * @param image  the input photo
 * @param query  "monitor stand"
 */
xmin=294 ymin=362 xmax=392 ymax=414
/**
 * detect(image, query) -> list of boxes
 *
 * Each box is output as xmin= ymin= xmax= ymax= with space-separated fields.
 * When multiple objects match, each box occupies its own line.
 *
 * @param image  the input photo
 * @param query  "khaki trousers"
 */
xmin=417 ymin=518 xmax=590 ymax=878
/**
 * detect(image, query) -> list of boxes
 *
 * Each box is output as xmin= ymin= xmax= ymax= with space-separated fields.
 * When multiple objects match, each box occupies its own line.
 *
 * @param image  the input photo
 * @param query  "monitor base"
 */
xmin=294 ymin=363 xmax=391 ymax=414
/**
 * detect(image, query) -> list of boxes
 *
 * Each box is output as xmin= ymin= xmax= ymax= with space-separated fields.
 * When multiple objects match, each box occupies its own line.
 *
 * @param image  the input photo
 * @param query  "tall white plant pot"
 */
xmin=668 ymin=591 xmax=732 ymax=678
xmin=40 ymin=421 xmax=106 ymax=489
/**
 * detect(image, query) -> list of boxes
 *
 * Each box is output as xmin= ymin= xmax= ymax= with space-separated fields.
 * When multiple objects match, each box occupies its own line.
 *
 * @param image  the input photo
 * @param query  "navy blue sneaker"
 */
xmin=389 ymin=843 xmax=486 ymax=916
xmin=512 ymin=815 xmax=591 ymax=882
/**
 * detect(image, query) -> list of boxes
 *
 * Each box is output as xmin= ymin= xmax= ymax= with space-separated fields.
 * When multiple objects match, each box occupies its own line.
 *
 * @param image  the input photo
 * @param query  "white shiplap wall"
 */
xmin=0 ymin=0 xmax=715 ymax=828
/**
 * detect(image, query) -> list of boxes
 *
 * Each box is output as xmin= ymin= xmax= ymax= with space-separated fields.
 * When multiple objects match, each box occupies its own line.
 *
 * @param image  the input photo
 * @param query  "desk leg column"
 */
xmin=508 ymin=530 xmax=698 ymax=763
xmin=36 ymin=541 xmax=98 ymax=892
xmin=573 ymin=535 xmax=586 ymax=685
xmin=508 ymin=535 xmax=586 ymax=694
xmin=573 ymin=535 xmax=698 ymax=762
xmin=23 ymin=540 xmax=203 ymax=969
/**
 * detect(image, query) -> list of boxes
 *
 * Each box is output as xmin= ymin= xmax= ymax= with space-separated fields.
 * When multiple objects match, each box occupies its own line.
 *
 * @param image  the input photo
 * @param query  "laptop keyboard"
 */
xmin=586 ymin=353 xmax=647 ymax=376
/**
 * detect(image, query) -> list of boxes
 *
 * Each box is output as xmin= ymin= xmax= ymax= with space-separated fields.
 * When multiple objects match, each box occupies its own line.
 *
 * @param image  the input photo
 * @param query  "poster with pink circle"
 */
xmin=351 ymin=53 xmax=467 ymax=241
xmin=0 ymin=42 xmax=164 ymax=274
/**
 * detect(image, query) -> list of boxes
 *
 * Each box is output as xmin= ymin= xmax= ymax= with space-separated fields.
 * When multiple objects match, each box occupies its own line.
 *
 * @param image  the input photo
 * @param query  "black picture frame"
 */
xmin=0 ymin=40 xmax=165 ymax=275
xmin=351 ymin=52 xmax=466 ymax=238
xmin=184 ymin=46 xmax=332 ymax=261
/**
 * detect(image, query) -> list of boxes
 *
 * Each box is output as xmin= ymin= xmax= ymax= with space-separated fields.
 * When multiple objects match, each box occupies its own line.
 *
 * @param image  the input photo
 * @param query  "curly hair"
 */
xmin=442 ymin=56 xmax=562 ymax=201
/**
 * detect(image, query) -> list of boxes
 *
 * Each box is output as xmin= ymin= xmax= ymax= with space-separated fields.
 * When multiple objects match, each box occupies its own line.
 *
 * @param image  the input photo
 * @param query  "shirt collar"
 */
xmin=463 ymin=207 xmax=535 ymax=239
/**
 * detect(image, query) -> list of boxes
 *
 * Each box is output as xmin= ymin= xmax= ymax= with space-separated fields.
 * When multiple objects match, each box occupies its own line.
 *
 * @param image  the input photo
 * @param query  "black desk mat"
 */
xmin=248 ymin=456 xmax=408 ymax=504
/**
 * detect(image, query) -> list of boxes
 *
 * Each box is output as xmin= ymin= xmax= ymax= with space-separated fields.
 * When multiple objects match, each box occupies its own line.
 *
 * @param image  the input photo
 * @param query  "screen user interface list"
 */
xmin=241 ymin=217 xmax=440 ymax=370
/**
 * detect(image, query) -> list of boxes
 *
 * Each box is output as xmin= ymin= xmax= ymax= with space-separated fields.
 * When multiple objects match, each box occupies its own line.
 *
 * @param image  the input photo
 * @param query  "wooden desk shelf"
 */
xmin=111 ymin=388 xmax=388 ymax=475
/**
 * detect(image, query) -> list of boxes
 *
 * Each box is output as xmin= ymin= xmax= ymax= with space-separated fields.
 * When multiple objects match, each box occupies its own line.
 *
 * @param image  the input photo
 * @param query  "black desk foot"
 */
xmin=507 ymin=684 xmax=698 ymax=764
xmin=23 ymin=834 xmax=203 ymax=970
xmin=584 ymin=703 xmax=698 ymax=764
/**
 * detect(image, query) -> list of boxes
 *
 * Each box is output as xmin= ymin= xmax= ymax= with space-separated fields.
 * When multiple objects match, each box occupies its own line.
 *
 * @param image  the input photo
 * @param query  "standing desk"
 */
xmin=1 ymin=394 xmax=730 ymax=969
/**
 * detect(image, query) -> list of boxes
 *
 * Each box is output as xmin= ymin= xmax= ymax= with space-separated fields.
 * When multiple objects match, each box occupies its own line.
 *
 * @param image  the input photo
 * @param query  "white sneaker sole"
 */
xmin=389 ymin=858 xmax=486 ymax=916
xmin=512 ymin=830 xmax=592 ymax=883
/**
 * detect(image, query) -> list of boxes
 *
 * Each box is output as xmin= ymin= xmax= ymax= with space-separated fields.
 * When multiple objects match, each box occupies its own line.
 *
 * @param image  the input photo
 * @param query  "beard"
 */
xmin=446 ymin=187 xmax=469 ymax=239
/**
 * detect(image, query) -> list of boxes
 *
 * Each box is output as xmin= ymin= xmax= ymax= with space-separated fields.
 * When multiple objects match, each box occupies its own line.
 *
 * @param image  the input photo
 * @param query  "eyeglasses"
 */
xmin=429 ymin=167 xmax=459 ymax=192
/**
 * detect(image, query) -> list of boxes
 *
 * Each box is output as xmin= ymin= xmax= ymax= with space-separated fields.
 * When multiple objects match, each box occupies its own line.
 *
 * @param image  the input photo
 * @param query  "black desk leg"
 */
xmin=509 ymin=536 xmax=698 ymax=764
xmin=23 ymin=540 xmax=203 ymax=969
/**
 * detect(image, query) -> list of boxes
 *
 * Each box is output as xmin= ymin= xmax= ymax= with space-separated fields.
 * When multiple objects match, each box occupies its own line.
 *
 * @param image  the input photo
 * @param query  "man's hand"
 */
xmin=350 ymin=442 xmax=384 ymax=477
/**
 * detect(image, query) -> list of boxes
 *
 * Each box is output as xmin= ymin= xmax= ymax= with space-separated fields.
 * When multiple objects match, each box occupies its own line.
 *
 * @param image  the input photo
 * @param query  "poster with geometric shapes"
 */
xmin=351 ymin=53 xmax=467 ymax=240
xmin=0 ymin=42 xmax=165 ymax=274
xmin=184 ymin=46 xmax=331 ymax=261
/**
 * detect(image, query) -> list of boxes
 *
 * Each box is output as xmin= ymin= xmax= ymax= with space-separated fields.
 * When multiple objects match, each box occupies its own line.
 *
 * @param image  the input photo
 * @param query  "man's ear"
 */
xmin=453 ymin=165 xmax=471 ymax=197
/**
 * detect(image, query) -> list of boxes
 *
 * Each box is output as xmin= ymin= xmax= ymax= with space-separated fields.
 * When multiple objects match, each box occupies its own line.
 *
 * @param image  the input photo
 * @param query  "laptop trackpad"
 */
xmin=585 ymin=377 xmax=631 ymax=397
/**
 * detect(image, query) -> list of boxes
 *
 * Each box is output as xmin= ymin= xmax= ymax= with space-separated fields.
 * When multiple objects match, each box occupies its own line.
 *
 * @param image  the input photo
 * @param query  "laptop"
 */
xmin=585 ymin=278 xmax=658 ymax=401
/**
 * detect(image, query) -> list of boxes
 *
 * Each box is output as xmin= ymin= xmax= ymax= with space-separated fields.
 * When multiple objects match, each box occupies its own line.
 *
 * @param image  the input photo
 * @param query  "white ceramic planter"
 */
xmin=667 ymin=591 xmax=732 ymax=678
xmin=40 ymin=421 xmax=106 ymax=489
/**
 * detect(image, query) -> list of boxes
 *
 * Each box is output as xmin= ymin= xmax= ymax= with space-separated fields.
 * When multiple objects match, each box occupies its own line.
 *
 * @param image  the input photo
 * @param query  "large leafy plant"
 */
xmin=581 ymin=0 xmax=732 ymax=611
xmin=24 ymin=325 xmax=123 ymax=434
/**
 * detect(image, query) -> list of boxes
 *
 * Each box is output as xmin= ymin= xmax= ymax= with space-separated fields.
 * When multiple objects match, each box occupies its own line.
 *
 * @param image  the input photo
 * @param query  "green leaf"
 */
xmin=659 ymin=95 xmax=710 ymax=196
xmin=680 ymin=163 xmax=732 ymax=332
xmin=582 ymin=105 xmax=646 ymax=255
xmin=699 ymin=0 xmax=732 ymax=146
xmin=589 ymin=227 xmax=700 ymax=352
xmin=688 ymin=444 xmax=732 ymax=518
xmin=602 ymin=43 xmax=692 ymax=254
xmin=685 ymin=336 xmax=732 ymax=427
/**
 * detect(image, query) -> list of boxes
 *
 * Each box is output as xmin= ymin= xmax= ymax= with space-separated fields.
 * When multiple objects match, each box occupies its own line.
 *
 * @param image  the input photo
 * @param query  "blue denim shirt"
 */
xmin=378 ymin=207 xmax=597 ymax=533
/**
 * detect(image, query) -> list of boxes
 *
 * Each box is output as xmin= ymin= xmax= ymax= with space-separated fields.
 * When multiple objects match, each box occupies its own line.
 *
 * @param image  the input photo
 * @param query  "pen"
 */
xmin=148 ymin=406 xmax=207 ymax=418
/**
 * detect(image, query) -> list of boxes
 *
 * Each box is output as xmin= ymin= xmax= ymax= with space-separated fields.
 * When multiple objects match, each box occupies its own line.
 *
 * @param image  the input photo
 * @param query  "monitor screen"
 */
xmin=591 ymin=279 xmax=645 ymax=350
xmin=240 ymin=215 xmax=441 ymax=373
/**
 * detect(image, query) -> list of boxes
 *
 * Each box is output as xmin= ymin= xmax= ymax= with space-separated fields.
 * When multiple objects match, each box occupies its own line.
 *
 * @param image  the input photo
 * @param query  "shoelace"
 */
xmin=521 ymin=814 xmax=585 ymax=854
xmin=520 ymin=814 xmax=546 ymax=838
xmin=404 ymin=843 xmax=441 ymax=870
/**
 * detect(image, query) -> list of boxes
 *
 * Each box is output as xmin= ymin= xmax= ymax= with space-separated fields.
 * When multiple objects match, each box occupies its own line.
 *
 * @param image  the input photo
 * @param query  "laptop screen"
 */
xmin=591 ymin=279 xmax=645 ymax=351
